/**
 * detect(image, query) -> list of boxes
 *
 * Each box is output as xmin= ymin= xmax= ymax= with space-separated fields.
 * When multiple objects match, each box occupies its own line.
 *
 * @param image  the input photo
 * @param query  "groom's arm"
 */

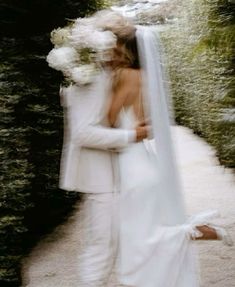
xmin=71 ymin=124 xmax=136 ymax=150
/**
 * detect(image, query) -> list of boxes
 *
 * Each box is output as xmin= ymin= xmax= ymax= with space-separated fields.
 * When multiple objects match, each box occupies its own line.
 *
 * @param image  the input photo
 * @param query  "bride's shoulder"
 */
xmin=114 ymin=67 xmax=141 ymax=88
xmin=118 ymin=67 xmax=140 ymax=77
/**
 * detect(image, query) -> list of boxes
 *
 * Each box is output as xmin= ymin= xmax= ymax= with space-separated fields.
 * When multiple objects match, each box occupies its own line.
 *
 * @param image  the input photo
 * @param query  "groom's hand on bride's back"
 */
xmin=135 ymin=125 xmax=150 ymax=142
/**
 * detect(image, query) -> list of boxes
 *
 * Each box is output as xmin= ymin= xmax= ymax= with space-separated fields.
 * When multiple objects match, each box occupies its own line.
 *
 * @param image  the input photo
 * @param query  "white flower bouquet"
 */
xmin=46 ymin=14 xmax=117 ymax=86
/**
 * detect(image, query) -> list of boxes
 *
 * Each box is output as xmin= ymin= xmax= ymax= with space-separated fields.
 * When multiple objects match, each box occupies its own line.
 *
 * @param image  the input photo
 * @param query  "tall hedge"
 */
xmin=162 ymin=0 xmax=235 ymax=168
xmin=0 ymin=1 xmax=108 ymax=286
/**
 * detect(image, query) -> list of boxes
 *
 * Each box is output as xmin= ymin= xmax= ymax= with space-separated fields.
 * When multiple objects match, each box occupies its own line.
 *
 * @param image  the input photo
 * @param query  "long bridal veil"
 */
xmin=116 ymin=26 xmax=221 ymax=287
xmin=136 ymin=26 xmax=187 ymax=226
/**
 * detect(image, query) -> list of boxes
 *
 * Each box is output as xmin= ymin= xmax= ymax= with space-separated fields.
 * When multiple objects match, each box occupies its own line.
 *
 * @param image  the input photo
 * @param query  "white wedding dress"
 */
xmin=116 ymin=105 xmax=220 ymax=287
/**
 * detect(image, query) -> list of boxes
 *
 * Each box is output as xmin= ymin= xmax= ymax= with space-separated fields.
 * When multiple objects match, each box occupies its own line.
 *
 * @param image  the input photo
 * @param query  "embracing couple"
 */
xmin=57 ymin=11 xmax=233 ymax=287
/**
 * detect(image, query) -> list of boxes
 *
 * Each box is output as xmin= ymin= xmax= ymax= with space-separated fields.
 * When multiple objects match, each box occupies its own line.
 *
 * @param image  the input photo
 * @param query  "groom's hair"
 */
xmin=94 ymin=10 xmax=140 ymax=69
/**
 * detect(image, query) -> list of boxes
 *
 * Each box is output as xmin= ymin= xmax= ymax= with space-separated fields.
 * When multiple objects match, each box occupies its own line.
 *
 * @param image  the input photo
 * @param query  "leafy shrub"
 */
xmin=162 ymin=0 xmax=235 ymax=168
xmin=0 ymin=1 xmax=108 ymax=285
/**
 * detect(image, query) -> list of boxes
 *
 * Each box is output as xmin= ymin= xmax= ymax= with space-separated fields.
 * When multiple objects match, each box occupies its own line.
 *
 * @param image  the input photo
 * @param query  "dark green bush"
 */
xmin=0 ymin=1 xmax=108 ymax=286
xmin=162 ymin=0 xmax=235 ymax=168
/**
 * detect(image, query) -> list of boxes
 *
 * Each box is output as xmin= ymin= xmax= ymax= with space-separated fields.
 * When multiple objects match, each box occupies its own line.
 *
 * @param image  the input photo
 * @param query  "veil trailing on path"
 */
xmin=136 ymin=26 xmax=186 ymax=225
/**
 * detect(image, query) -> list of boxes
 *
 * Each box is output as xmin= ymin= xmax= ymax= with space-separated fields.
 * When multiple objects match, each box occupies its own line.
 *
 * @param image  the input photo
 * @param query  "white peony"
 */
xmin=70 ymin=64 xmax=98 ymax=86
xmin=92 ymin=30 xmax=117 ymax=51
xmin=70 ymin=25 xmax=116 ymax=51
xmin=46 ymin=47 xmax=79 ymax=72
xmin=46 ymin=13 xmax=121 ymax=86
xmin=69 ymin=25 xmax=95 ymax=49
xmin=50 ymin=27 xmax=71 ymax=47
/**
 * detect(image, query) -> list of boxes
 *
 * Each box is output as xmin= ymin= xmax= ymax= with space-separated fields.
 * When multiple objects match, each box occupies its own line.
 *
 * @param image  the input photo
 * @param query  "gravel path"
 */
xmin=21 ymin=126 xmax=235 ymax=287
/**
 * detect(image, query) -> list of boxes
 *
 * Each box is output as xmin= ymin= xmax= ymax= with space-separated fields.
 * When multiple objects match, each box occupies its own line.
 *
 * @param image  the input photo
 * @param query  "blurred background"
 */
xmin=0 ymin=0 xmax=234 ymax=286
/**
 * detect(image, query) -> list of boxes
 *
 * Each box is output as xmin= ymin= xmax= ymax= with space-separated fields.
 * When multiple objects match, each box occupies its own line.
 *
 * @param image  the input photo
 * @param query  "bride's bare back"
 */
xmin=108 ymin=68 xmax=145 ymax=128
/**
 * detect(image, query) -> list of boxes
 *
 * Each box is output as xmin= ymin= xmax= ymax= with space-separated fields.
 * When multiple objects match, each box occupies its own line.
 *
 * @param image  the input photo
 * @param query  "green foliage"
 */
xmin=0 ymin=0 xmax=109 ymax=285
xmin=162 ymin=0 xmax=235 ymax=168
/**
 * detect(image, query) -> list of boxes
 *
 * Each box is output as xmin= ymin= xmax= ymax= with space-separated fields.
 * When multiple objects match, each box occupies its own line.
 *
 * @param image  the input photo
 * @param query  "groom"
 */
xmin=59 ymin=70 xmax=148 ymax=286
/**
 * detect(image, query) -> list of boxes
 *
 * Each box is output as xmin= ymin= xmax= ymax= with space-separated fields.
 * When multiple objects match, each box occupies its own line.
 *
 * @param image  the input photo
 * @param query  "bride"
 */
xmin=106 ymin=19 xmax=233 ymax=287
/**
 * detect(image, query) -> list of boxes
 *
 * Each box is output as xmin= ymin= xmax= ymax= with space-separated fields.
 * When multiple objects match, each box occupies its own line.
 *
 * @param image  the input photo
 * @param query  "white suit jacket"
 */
xmin=59 ymin=71 xmax=135 ymax=193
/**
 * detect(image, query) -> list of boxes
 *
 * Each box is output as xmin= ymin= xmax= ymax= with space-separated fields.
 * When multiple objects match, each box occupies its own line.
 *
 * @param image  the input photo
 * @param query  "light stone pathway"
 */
xmin=21 ymin=126 xmax=235 ymax=287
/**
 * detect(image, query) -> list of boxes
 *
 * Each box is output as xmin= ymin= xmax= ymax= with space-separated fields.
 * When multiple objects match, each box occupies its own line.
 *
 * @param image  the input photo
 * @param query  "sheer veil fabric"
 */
xmin=116 ymin=26 xmax=220 ymax=287
xmin=136 ymin=26 xmax=186 ymax=225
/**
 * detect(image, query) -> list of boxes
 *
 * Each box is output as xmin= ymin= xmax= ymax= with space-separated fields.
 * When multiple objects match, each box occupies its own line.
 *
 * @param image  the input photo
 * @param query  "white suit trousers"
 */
xmin=77 ymin=192 xmax=119 ymax=287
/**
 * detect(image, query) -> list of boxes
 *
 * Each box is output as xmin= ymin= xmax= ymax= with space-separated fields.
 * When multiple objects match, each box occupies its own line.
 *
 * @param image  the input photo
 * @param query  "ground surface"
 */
xmin=21 ymin=126 xmax=235 ymax=287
